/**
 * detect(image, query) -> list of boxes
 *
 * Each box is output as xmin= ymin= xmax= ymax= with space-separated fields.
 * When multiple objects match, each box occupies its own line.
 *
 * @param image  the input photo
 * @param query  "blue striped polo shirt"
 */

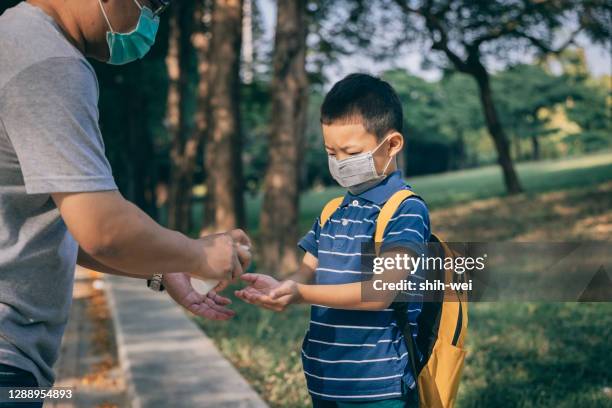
xmin=298 ymin=171 xmax=431 ymax=402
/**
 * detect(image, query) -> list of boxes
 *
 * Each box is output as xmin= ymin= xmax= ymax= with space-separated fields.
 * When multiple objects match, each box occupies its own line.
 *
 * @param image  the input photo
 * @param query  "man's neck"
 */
xmin=27 ymin=0 xmax=86 ymax=55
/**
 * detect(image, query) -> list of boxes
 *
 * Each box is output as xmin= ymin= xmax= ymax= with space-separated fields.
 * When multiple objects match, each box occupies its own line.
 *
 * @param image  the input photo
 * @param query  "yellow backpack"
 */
xmin=319 ymin=189 xmax=468 ymax=408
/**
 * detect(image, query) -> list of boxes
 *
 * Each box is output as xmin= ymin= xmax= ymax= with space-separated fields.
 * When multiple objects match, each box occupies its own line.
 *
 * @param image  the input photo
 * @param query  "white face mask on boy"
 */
xmin=328 ymin=136 xmax=394 ymax=195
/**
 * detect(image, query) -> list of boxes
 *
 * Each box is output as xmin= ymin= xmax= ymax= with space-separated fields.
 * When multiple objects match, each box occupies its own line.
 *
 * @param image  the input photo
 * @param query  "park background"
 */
xmin=2 ymin=0 xmax=612 ymax=407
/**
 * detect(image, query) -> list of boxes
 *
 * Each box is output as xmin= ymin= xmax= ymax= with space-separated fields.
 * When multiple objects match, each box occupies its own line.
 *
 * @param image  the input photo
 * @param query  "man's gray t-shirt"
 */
xmin=0 ymin=3 xmax=117 ymax=386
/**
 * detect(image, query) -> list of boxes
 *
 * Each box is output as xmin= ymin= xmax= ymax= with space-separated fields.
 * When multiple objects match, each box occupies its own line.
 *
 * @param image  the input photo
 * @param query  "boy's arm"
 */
xmin=290 ymin=252 xmax=318 ymax=284
xmin=242 ymin=198 xmax=429 ymax=312
xmin=296 ymin=247 xmax=414 ymax=310
xmin=235 ymin=252 xmax=317 ymax=304
xmin=237 ymin=212 xmax=321 ymax=308
xmin=240 ymin=248 xmax=415 ymax=311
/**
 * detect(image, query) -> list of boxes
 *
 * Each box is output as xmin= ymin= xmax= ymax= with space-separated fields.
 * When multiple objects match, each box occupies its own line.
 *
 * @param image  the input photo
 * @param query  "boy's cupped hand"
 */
xmin=235 ymin=273 xmax=300 ymax=312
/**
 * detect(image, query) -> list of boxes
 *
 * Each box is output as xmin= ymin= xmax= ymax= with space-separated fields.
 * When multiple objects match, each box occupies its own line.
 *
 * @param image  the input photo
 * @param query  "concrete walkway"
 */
xmin=46 ymin=268 xmax=127 ymax=408
xmin=105 ymin=275 xmax=268 ymax=408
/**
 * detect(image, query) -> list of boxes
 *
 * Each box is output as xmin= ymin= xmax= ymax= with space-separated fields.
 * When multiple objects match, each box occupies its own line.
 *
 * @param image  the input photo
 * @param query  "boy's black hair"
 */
xmin=320 ymin=73 xmax=403 ymax=139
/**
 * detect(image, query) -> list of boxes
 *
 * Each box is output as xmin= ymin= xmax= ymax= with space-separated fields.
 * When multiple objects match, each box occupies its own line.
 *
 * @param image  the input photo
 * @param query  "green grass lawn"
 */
xmin=198 ymin=302 xmax=612 ymax=408
xmin=195 ymin=152 xmax=612 ymax=408
xmin=459 ymin=302 xmax=612 ymax=408
xmin=238 ymin=151 xmax=612 ymax=235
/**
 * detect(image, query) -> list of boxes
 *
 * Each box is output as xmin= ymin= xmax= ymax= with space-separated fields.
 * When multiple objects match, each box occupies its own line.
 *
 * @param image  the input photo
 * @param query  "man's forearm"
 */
xmin=77 ymin=247 xmax=146 ymax=279
xmin=54 ymin=191 xmax=200 ymax=278
xmin=85 ymin=200 xmax=200 ymax=277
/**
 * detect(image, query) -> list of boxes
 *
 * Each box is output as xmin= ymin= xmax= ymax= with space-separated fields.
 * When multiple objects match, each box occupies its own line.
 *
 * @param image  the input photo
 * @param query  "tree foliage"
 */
xmin=1 ymin=0 xmax=609 ymax=228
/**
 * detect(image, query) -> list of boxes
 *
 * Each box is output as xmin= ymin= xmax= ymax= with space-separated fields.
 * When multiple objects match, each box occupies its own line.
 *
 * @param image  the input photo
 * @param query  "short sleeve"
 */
xmin=298 ymin=218 xmax=321 ymax=258
xmin=380 ymin=196 xmax=430 ymax=255
xmin=0 ymin=57 xmax=117 ymax=194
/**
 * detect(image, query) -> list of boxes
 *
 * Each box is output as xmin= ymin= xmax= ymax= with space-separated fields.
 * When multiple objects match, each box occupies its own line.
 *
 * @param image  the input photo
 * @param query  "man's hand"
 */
xmin=235 ymin=274 xmax=301 ymax=312
xmin=192 ymin=229 xmax=252 ymax=282
xmin=164 ymin=273 xmax=235 ymax=320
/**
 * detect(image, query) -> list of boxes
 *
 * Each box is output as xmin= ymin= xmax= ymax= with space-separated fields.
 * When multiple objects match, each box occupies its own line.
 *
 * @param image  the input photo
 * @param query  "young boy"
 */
xmin=236 ymin=73 xmax=430 ymax=407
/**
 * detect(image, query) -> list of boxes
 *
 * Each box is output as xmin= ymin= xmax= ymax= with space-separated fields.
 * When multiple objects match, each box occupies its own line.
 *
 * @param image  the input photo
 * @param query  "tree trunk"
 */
xmin=453 ymin=130 xmax=466 ymax=170
xmin=259 ymin=0 xmax=309 ymax=275
xmin=472 ymin=66 xmax=523 ymax=194
xmin=166 ymin=2 xmax=198 ymax=233
xmin=206 ymin=0 xmax=245 ymax=231
xmin=242 ymin=0 xmax=254 ymax=84
xmin=513 ymin=134 xmax=522 ymax=161
xmin=437 ymin=42 xmax=523 ymax=193
xmin=531 ymin=135 xmax=540 ymax=161
xmin=125 ymin=74 xmax=158 ymax=219
xmin=192 ymin=1 xmax=214 ymax=232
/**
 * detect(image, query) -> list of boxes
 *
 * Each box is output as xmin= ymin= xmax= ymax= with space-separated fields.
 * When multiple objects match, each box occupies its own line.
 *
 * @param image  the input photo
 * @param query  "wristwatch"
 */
xmin=147 ymin=273 xmax=165 ymax=292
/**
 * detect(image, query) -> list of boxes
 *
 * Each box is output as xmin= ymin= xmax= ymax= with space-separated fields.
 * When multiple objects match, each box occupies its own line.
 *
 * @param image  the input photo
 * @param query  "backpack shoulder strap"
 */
xmin=380 ymin=190 xmax=423 ymax=375
xmin=393 ymin=305 xmax=421 ymax=377
xmin=374 ymin=189 xmax=416 ymax=249
xmin=319 ymin=197 xmax=344 ymax=228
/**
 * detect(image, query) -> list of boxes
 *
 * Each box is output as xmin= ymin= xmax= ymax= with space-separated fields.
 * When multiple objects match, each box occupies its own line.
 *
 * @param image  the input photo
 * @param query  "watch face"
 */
xmin=148 ymin=274 xmax=164 ymax=291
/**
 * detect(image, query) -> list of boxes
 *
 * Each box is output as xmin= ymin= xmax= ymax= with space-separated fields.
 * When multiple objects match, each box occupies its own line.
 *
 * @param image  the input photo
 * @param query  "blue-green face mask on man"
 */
xmin=98 ymin=0 xmax=160 ymax=65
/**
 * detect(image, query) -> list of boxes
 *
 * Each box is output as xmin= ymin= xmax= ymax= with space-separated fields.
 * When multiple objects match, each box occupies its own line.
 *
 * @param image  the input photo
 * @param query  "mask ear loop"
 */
xmin=132 ymin=0 xmax=144 ymax=10
xmin=375 ymin=136 xmax=395 ymax=177
xmin=380 ymin=154 xmax=394 ymax=177
xmin=133 ymin=0 xmax=158 ymax=22
xmin=371 ymin=135 xmax=391 ymax=155
xmin=98 ymin=0 xmax=115 ymax=33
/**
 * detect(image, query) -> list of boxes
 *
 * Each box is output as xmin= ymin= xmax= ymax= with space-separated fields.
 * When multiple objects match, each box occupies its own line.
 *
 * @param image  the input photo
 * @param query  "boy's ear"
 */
xmin=387 ymin=131 xmax=404 ymax=157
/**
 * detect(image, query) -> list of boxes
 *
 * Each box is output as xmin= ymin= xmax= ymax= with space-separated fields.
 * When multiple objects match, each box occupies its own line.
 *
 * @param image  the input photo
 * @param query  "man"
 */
xmin=0 ymin=0 xmax=250 ymax=400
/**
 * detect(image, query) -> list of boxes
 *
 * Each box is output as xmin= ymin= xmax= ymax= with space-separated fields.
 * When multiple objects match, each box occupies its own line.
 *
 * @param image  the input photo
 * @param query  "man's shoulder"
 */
xmin=0 ymin=3 xmax=93 ymax=92
xmin=0 ymin=56 xmax=99 ymax=120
